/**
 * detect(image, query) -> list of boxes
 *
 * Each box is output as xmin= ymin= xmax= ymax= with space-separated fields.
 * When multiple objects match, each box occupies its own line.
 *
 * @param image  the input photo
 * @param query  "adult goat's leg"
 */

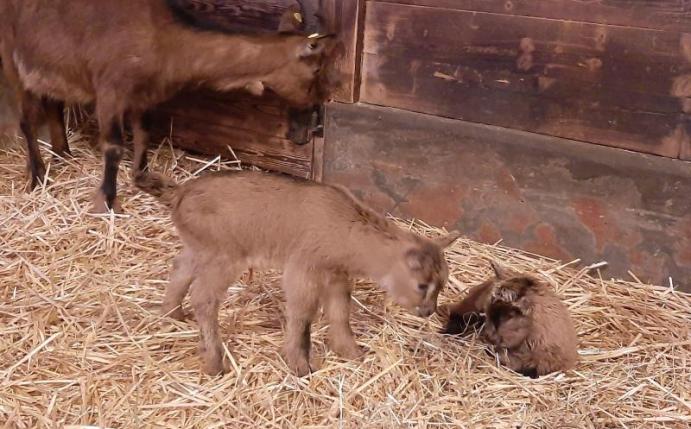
xmin=44 ymin=99 xmax=71 ymax=157
xmin=19 ymin=92 xmax=46 ymax=190
xmin=91 ymin=104 xmax=125 ymax=213
xmin=131 ymin=110 xmax=151 ymax=175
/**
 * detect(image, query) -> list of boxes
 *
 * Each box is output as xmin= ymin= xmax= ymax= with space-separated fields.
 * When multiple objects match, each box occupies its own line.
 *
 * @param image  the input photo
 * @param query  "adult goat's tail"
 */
xmin=134 ymin=172 xmax=179 ymax=208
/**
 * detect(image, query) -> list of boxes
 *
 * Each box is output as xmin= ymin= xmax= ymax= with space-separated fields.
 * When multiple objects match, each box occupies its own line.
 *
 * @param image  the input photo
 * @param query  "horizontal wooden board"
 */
xmin=150 ymin=90 xmax=313 ymax=177
xmin=380 ymin=0 xmax=691 ymax=33
xmin=360 ymin=2 xmax=691 ymax=157
xmin=172 ymin=0 xmax=299 ymax=33
xmin=323 ymin=102 xmax=691 ymax=289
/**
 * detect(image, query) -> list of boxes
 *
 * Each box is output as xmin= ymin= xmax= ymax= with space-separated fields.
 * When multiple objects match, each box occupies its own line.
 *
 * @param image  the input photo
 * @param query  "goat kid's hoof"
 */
xmin=201 ymin=358 xmax=228 ymax=376
xmin=332 ymin=340 xmax=364 ymax=360
xmin=90 ymin=190 xmax=123 ymax=214
xmin=162 ymin=306 xmax=187 ymax=321
xmin=286 ymin=356 xmax=312 ymax=377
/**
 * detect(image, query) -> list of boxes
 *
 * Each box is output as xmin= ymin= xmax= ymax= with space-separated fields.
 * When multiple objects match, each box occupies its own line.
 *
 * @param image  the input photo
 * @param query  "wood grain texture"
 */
xmin=150 ymin=90 xmax=313 ymax=177
xmin=321 ymin=0 xmax=364 ymax=102
xmin=172 ymin=0 xmax=299 ymax=33
xmin=360 ymin=2 xmax=691 ymax=157
xmin=383 ymin=0 xmax=691 ymax=33
xmin=323 ymin=102 xmax=691 ymax=289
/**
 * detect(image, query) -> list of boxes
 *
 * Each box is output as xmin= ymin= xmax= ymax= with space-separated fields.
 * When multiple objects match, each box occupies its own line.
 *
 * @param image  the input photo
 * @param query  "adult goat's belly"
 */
xmin=13 ymin=53 xmax=95 ymax=104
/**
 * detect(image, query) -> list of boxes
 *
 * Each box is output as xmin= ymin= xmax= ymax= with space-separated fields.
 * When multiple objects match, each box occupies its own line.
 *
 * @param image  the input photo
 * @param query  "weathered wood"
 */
xmin=171 ymin=0 xmax=299 ymax=33
xmin=311 ymin=133 xmax=325 ymax=181
xmin=360 ymin=2 xmax=690 ymax=157
xmin=150 ymin=90 xmax=313 ymax=177
xmin=323 ymin=102 xmax=691 ymax=289
xmin=321 ymin=0 xmax=364 ymax=102
xmin=383 ymin=0 xmax=691 ymax=33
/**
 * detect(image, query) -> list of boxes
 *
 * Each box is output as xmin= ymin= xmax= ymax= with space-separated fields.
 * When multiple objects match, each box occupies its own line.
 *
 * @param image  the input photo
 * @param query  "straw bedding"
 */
xmin=0 ymin=131 xmax=689 ymax=428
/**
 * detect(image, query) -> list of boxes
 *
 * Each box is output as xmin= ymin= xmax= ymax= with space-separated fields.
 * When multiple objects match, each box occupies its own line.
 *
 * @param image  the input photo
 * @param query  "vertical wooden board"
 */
xmin=321 ymin=0 xmax=363 ymax=103
xmin=381 ymin=0 xmax=691 ymax=33
xmin=323 ymin=102 xmax=691 ymax=289
xmin=360 ymin=2 xmax=689 ymax=157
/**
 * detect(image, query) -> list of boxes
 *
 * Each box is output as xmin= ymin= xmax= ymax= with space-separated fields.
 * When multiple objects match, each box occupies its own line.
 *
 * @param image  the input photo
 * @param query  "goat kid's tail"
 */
xmin=134 ymin=172 xmax=179 ymax=208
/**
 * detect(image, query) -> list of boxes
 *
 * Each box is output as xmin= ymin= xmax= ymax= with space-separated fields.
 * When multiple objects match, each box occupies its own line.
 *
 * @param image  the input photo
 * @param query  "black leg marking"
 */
xmin=101 ymin=122 xmax=124 ymax=208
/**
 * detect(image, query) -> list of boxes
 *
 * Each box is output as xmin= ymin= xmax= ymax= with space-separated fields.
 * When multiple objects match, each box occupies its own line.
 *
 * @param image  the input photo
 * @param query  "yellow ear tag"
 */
xmin=293 ymin=12 xmax=303 ymax=23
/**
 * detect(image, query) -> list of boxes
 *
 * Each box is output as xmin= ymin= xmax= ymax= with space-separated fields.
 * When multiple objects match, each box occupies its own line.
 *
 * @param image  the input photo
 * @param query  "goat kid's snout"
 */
xmin=416 ymin=302 xmax=437 ymax=318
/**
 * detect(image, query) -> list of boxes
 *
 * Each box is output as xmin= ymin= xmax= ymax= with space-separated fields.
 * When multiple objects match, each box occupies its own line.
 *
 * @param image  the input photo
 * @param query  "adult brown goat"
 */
xmin=0 ymin=0 xmax=340 ymax=212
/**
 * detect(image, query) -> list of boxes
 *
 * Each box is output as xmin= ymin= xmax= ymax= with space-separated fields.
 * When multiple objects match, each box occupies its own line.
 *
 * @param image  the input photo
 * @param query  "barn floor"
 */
xmin=0 ymin=133 xmax=690 ymax=428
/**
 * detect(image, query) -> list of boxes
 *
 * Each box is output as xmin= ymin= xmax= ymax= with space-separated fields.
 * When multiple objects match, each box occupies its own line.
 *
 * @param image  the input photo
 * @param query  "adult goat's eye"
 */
xmin=417 ymin=283 xmax=429 ymax=293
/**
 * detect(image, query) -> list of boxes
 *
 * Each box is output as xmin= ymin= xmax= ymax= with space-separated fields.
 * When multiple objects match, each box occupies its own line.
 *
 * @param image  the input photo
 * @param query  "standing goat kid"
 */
xmin=136 ymin=170 xmax=461 ymax=376
xmin=1 ymin=0 xmax=339 ymax=211
xmin=443 ymin=261 xmax=578 ymax=378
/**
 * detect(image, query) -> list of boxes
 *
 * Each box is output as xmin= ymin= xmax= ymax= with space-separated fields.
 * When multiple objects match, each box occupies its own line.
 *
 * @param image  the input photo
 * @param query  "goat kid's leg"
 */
xmin=190 ymin=264 xmax=235 ymax=376
xmin=91 ymin=116 xmax=124 ymax=213
xmin=282 ymin=268 xmax=319 ymax=376
xmin=44 ymin=99 xmax=71 ymax=157
xmin=162 ymin=249 xmax=195 ymax=321
xmin=18 ymin=92 xmax=46 ymax=190
xmin=131 ymin=111 xmax=151 ymax=175
xmin=323 ymin=273 xmax=362 ymax=360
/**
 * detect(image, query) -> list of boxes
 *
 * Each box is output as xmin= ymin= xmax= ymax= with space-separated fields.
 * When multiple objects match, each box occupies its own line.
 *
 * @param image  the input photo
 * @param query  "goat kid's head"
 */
xmin=379 ymin=232 xmax=461 ymax=318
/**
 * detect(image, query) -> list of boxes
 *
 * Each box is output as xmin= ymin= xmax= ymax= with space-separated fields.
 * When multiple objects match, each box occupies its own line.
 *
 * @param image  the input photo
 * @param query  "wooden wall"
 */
xmin=324 ymin=102 xmax=691 ymax=289
xmin=319 ymin=0 xmax=691 ymax=287
xmin=360 ymin=0 xmax=691 ymax=158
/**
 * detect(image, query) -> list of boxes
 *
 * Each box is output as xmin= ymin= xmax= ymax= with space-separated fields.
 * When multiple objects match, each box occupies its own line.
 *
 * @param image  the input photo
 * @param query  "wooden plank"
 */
xmin=381 ymin=0 xmax=691 ymax=33
xmin=171 ymin=0 xmax=299 ymax=33
xmin=150 ymin=90 xmax=313 ymax=177
xmin=311 ymin=133 xmax=325 ymax=181
xmin=360 ymin=2 xmax=689 ymax=157
xmin=323 ymin=102 xmax=691 ymax=289
xmin=681 ymin=118 xmax=691 ymax=159
xmin=321 ymin=0 xmax=364 ymax=102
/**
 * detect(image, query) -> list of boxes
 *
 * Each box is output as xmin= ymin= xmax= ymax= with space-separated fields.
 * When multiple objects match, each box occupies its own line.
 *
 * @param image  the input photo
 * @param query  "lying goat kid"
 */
xmin=444 ymin=261 xmax=578 ymax=377
xmin=137 ymin=171 xmax=460 ymax=376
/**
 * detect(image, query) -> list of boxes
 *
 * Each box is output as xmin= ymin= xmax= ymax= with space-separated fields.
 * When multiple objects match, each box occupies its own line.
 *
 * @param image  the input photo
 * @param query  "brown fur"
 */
xmin=444 ymin=262 xmax=578 ymax=378
xmin=1 ymin=0 xmax=341 ymax=211
xmin=136 ymin=171 xmax=461 ymax=376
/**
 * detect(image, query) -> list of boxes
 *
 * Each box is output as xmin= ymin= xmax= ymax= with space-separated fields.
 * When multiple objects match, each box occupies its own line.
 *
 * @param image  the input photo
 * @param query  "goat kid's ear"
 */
xmin=489 ymin=260 xmax=516 ymax=280
xmin=434 ymin=230 xmax=462 ymax=249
